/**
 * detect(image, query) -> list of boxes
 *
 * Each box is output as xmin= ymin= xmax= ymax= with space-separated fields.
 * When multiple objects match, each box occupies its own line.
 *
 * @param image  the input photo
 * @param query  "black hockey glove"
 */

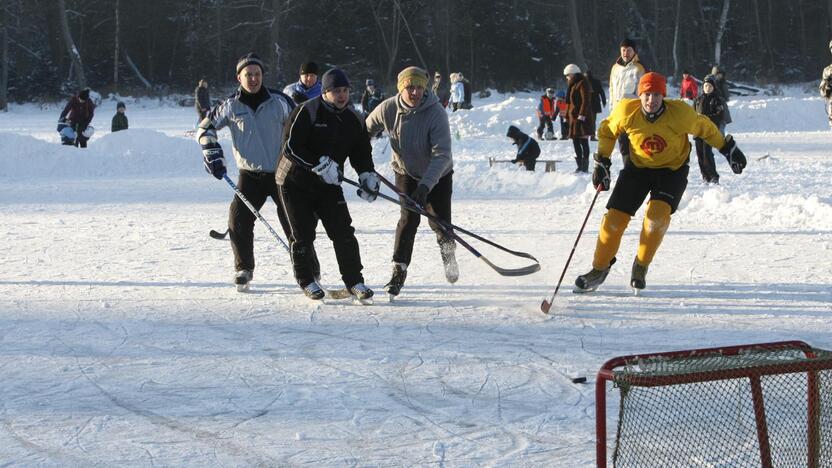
xmin=291 ymin=92 xmax=306 ymax=104
xmin=410 ymin=184 xmax=430 ymax=208
xmin=719 ymin=134 xmax=746 ymax=174
xmin=592 ymin=153 xmax=612 ymax=191
xmin=202 ymin=142 xmax=227 ymax=180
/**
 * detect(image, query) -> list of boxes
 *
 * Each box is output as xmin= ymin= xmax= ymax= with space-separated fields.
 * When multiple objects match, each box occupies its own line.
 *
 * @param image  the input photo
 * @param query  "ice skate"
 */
xmin=349 ymin=283 xmax=374 ymax=305
xmin=630 ymin=258 xmax=648 ymax=294
xmin=573 ymin=257 xmax=616 ymax=293
xmin=234 ymin=270 xmax=253 ymax=292
xmin=303 ymin=280 xmax=325 ymax=301
xmin=384 ymin=263 xmax=408 ymax=300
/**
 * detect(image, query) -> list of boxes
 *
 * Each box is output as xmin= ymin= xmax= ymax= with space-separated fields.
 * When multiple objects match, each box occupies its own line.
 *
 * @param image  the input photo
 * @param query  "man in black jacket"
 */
xmin=276 ymin=68 xmax=379 ymax=301
xmin=693 ymin=75 xmax=726 ymax=184
xmin=195 ymin=79 xmax=210 ymax=120
xmin=585 ymin=70 xmax=606 ymax=141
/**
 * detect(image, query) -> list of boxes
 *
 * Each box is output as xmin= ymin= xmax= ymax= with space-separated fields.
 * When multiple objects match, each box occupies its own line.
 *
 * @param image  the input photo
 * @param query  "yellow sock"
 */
xmin=636 ymin=200 xmax=672 ymax=266
xmin=592 ymin=209 xmax=631 ymax=269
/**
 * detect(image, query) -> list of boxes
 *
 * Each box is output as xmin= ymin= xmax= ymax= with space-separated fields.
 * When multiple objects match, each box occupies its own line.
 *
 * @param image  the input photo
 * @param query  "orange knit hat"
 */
xmin=638 ymin=72 xmax=667 ymax=97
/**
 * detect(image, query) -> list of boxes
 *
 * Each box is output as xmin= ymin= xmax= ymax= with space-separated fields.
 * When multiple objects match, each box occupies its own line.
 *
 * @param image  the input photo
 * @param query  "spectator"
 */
xmin=679 ymin=70 xmax=698 ymax=101
xmin=449 ymin=73 xmax=464 ymax=112
xmin=283 ymin=62 xmax=322 ymax=104
xmin=111 ymin=101 xmax=128 ymax=132
xmin=609 ymin=38 xmax=647 ymax=162
xmin=58 ymin=88 xmax=95 ymax=148
xmin=432 ymin=71 xmax=450 ymax=108
xmin=195 ymin=79 xmax=210 ymax=121
xmin=710 ymin=65 xmax=732 ymax=125
xmin=507 ymin=125 xmax=541 ymax=171
xmin=360 ymin=79 xmax=384 ymax=117
xmin=536 ymin=88 xmax=559 ymax=140
xmin=693 ymin=75 xmax=726 ymax=184
xmin=585 ymin=70 xmax=606 ymax=141
xmin=564 ymin=64 xmax=592 ymax=173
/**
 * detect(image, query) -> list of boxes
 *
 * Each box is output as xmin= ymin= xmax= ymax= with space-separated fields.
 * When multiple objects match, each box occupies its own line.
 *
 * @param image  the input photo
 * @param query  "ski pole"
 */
xmin=540 ymin=185 xmax=603 ymax=314
xmin=222 ymin=174 xmax=289 ymax=253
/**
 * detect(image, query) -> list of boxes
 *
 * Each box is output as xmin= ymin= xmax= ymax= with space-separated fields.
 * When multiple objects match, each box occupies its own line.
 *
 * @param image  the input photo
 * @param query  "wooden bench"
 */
xmin=488 ymin=157 xmax=562 ymax=172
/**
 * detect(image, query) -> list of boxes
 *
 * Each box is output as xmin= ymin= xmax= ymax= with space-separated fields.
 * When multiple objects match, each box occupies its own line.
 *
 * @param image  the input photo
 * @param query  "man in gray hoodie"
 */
xmin=366 ymin=66 xmax=456 ymax=298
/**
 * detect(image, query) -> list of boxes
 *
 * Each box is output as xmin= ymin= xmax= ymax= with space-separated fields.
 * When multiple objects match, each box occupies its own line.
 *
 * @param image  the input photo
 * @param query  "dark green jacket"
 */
xmin=111 ymin=113 xmax=128 ymax=132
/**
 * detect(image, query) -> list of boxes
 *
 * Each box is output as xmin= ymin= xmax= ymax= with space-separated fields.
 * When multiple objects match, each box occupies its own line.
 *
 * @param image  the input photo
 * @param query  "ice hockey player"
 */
xmin=360 ymin=79 xmax=384 ymax=117
xmin=575 ymin=72 xmax=746 ymax=293
xmin=276 ymin=68 xmax=377 ymax=302
xmin=283 ymin=62 xmax=322 ymax=104
xmin=536 ymin=88 xmax=559 ymax=140
xmin=564 ymin=64 xmax=592 ymax=173
xmin=111 ymin=102 xmax=128 ymax=132
xmin=693 ymin=75 xmax=726 ymax=184
xmin=366 ymin=66 xmax=456 ymax=298
xmin=820 ymin=40 xmax=832 ymax=128
xmin=197 ymin=52 xmax=318 ymax=292
xmin=506 ymin=125 xmax=541 ymax=171
xmin=58 ymin=88 xmax=95 ymax=148
xmin=609 ymin=38 xmax=647 ymax=161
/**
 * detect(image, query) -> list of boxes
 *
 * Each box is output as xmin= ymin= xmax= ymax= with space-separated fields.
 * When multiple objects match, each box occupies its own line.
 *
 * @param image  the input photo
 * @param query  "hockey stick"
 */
xmin=209 ymin=228 xmax=229 ymax=240
xmin=222 ymin=174 xmax=289 ymax=252
xmin=343 ymin=175 xmax=540 ymax=277
xmin=540 ymin=185 xmax=602 ymax=314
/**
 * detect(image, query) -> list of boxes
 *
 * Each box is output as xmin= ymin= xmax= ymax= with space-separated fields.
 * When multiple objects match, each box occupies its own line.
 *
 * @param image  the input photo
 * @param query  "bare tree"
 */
xmin=566 ymin=0 xmax=587 ymax=69
xmin=368 ymin=0 xmax=402 ymax=84
xmin=672 ymin=0 xmax=681 ymax=79
xmin=0 ymin=3 xmax=8 ymax=111
xmin=56 ymin=0 xmax=86 ymax=89
xmin=113 ymin=0 xmax=120 ymax=90
xmin=713 ymin=0 xmax=730 ymax=66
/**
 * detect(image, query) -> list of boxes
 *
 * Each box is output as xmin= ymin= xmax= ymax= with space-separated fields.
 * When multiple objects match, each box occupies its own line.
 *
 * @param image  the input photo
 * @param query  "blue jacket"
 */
xmin=282 ymin=81 xmax=322 ymax=103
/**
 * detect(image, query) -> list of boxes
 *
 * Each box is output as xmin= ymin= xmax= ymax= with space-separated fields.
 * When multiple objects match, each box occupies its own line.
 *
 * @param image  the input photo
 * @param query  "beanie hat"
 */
xmin=78 ymin=88 xmax=90 ymax=100
xmin=116 ymin=101 xmax=126 ymax=110
xmin=366 ymin=79 xmax=375 ymax=87
xmin=545 ymin=88 xmax=555 ymax=96
xmin=300 ymin=62 xmax=319 ymax=75
xmin=321 ymin=68 xmax=350 ymax=91
xmin=397 ymin=66 xmax=429 ymax=92
xmin=563 ymin=64 xmax=581 ymax=76
xmin=236 ymin=52 xmax=264 ymax=74
xmin=637 ymin=72 xmax=667 ymax=97
xmin=620 ymin=38 xmax=637 ymax=50
xmin=702 ymin=75 xmax=716 ymax=86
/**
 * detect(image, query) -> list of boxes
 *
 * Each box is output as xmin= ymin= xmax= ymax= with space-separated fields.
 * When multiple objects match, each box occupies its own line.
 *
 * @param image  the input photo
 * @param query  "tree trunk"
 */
xmin=394 ymin=0 xmax=427 ymax=71
xmin=123 ymin=50 xmax=151 ymax=89
xmin=626 ymin=0 xmax=660 ymax=69
xmin=270 ymin=0 xmax=283 ymax=85
xmin=566 ymin=0 xmax=587 ymax=69
xmin=714 ymin=0 xmax=731 ymax=66
xmin=672 ymin=0 xmax=681 ymax=80
xmin=0 ymin=4 xmax=8 ymax=111
xmin=56 ymin=0 xmax=86 ymax=89
xmin=113 ymin=0 xmax=120 ymax=90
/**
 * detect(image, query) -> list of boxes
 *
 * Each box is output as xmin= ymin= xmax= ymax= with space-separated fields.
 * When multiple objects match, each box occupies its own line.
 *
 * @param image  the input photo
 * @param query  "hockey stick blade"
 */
xmin=540 ymin=299 xmax=553 ymax=314
xmin=209 ymin=228 xmax=229 ymax=240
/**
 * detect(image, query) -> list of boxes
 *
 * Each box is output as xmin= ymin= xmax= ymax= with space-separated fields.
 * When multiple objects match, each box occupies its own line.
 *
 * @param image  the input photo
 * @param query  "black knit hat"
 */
xmin=236 ymin=52 xmax=264 ymax=74
xmin=703 ymin=75 xmax=716 ymax=86
xmin=78 ymin=88 xmax=90 ymax=100
xmin=116 ymin=101 xmax=126 ymax=110
xmin=300 ymin=61 xmax=319 ymax=75
xmin=620 ymin=38 xmax=637 ymax=50
xmin=321 ymin=68 xmax=350 ymax=91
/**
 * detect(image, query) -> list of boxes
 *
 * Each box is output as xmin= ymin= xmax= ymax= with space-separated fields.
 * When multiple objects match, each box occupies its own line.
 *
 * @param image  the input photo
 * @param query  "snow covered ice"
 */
xmin=1 ymin=90 xmax=831 ymax=465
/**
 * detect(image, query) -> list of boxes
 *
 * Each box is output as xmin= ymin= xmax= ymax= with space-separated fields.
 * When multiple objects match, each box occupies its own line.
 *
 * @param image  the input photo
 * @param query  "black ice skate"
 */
xmin=350 ymin=283 xmax=374 ymax=305
xmin=630 ymin=258 xmax=649 ymax=295
xmin=303 ymin=280 xmax=325 ymax=301
xmin=234 ymin=270 xmax=253 ymax=292
xmin=384 ymin=263 xmax=408 ymax=300
xmin=574 ymin=257 xmax=616 ymax=293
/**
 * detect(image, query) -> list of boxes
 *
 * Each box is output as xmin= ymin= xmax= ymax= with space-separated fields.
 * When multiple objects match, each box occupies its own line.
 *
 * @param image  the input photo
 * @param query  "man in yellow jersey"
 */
xmin=575 ymin=72 xmax=747 ymax=293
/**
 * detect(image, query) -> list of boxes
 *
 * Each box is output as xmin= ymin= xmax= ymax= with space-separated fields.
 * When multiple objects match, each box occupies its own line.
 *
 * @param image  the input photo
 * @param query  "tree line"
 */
xmin=1 ymin=0 xmax=831 ymax=110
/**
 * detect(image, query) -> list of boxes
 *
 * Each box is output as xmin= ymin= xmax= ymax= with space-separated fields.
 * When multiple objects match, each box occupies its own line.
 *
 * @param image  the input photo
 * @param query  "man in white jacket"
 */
xmin=609 ymin=38 xmax=647 ymax=162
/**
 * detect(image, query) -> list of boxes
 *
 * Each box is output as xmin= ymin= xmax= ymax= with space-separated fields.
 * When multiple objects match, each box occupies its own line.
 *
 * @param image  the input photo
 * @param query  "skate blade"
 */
xmin=572 ymin=286 xmax=597 ymax=294
xmin=236 ymin=283 xmax=251 ymax=292
xmin=326 ymin=288 xmax=352 ymax=300
xmin=353 ymin=297 xmax=374 ymax=306
xmin=387 ymin=294 xmax=397 ymax=303
xmin=633 ymin=288 xmax=643 ymax=296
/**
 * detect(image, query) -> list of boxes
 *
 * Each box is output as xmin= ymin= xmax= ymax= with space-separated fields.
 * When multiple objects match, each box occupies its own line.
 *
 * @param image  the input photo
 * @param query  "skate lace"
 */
xmin=351 ymin=283 xmax=370 ymax=294
xmin=304 ymin=281 xmax=322 ymax=294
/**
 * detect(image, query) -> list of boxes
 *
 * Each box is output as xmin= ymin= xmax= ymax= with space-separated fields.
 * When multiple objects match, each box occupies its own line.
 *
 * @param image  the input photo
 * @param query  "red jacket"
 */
xmin=59 ymin=95 xmax=96 ymax=128
xmin=680 ymin=76 xmax=699 ymax=100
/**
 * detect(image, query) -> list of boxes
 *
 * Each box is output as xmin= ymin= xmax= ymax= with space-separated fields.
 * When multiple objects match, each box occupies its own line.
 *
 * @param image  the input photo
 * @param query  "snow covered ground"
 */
xmin=1 ymin=88 xmax=830 ymax=466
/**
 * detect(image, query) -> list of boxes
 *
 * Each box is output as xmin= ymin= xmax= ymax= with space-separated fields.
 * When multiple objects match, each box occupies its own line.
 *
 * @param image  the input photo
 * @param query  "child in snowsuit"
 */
xmin=506 ymin=125 xmax=541 ymax=171
xmin=111 ymin=102 xmax=128 ymax=132
xmin=693 ymin=75 xmax=725 ymax=184
xmin=556 ymin=90 xmax=569 ymax=139
xmin=536 ymin=88 xmax=559 ymax=140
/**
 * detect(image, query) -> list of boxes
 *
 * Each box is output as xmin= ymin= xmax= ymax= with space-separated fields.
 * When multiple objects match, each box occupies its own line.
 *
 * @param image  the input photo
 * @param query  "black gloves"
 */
xmin=291 ymin=92 xmax=306 ymax=104
xmin=410 ymin=184 xmax=430 ymax=207
xmin=202 ymin=142 xmax=227 ymax=179
xmin=592 ymin=153 xmax=612 ymax=191
xmin=719 ymin=134 xmax=746 ymax=174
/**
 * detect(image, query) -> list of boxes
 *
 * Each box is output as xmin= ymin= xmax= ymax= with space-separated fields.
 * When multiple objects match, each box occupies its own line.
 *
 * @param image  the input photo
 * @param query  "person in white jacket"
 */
xmin=609 ymin=38 xmax=647 ymax=162
xmin=449 ymin=73 xmax=465 ymax=112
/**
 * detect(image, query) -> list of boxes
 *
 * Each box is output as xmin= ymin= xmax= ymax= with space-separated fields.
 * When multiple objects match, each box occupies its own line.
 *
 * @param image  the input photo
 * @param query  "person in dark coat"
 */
xmin=564 ymin=64 xmax=592 ymax=172
xmin=58 ymin=88 xmax=95 ymax=148
xmin=276 ymin=68 xmax=377 ymax=301
xmin=585 ymin=70 xmax=606 ymax=141
xmin=195 ymin=79 xmax=211 ymax=120
xmin=360 ymin=79 xmax=384 ymax=117
xmin=710 ymin=65 xmax=732 ymax=125
xmin=693 ymin=75 xmax=726 ymax=184
xmin=111 ymin=101 xmax=128 ymax=132
xmin=506 ymin=125 xmax=540 ymax=171
xmin=461 ymin=75 xmax=473 ymax=109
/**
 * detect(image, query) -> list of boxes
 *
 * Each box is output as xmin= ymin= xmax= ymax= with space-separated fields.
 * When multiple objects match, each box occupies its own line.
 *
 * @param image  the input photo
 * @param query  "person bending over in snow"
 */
xmin=820 ymin=39 xmax=832 ymax=128
xmin=536 ymin=88 xmax=559 ymax=140
xmin=575 ymin=72 xmax=746 ymax=294
xmin=58 ymin=88 xmax=95 ymax=148
xmin=366 ymin=66 xmax=456 ymax=298
xmin=506 ymin=125 xmax=541 ymax=171
xmin=276 ymin=68 xmax=377 ymax=302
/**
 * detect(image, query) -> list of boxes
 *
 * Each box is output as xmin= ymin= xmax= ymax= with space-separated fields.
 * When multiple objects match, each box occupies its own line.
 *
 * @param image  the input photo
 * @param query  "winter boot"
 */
xmin=581 ymin=155 xmax=590 ymax=173
xmin=384 ymin=262 xmax=408 ymax=297
xmin=440 ymin=241 xmax=459 ymax=284
xmin=630 ymin=258 xmax=649 ymax=292
xmin=303 ymin=280 xmax=325 ymax=300
xmin=545 ymin=130 xmax=555 ymax=140
xmin=574 ymin=257 xmax=616 ymax=292
xmin=350 ymin=282 xmax=374 ymax=302
xmin=234 ymin=270 xmax=253 ymax=292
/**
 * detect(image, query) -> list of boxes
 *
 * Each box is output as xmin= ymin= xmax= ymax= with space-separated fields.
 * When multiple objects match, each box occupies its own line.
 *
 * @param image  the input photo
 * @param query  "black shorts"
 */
xmin=607 ymin=163 xmax=689 ymax=215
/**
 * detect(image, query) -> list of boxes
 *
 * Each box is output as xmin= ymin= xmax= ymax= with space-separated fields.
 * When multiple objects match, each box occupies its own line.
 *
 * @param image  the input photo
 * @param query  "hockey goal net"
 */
xmin=595 ymin=340 xmax=832 ymax=467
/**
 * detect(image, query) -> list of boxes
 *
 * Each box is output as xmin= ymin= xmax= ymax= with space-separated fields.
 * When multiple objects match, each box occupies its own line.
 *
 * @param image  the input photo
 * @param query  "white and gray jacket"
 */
xmin=365 ymin=91 xmax=452 ymax=190
xmin=196 ymin=87 xmax=294 ymax=173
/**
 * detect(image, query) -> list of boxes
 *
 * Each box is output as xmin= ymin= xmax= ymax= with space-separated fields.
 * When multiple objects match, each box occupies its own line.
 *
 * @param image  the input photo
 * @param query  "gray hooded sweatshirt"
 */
xmin=365 ymin=91 xmax=452 ymax=190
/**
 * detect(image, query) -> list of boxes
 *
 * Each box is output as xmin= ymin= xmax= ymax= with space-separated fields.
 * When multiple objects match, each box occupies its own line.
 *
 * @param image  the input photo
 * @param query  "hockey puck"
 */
xmin=570 ymin=376 xmax=587 ymax=384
